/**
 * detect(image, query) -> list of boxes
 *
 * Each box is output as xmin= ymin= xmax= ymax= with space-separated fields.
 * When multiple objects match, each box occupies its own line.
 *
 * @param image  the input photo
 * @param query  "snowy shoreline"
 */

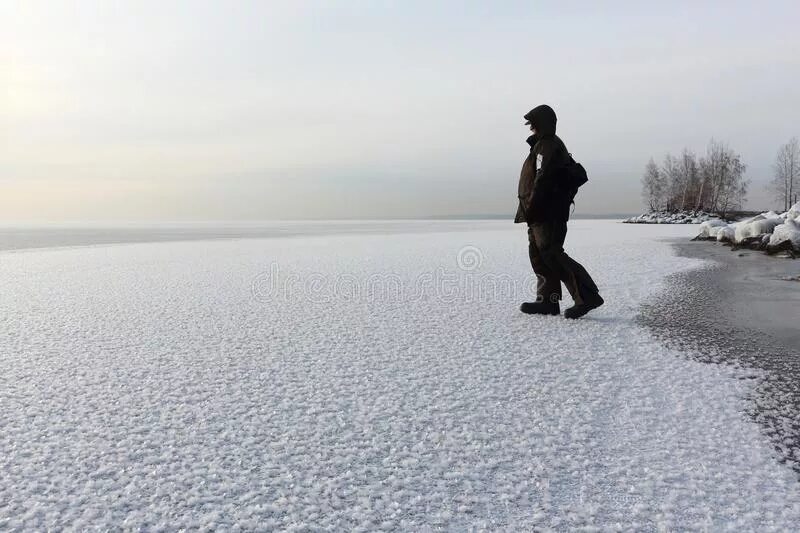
xmin=622 ymin=210 xmax=721 ymax=224
xmin=693 ymin=202 xmax=800 ymax=257
xmin=624 ymin=203 xmax=800 ymax=257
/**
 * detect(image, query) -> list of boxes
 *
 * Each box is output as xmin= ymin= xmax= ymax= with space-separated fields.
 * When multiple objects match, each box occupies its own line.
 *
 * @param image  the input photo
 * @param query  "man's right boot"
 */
xmin=563 ymin=294 xmax=604 ymax=319
xmin=520 ymin=301 xmax=560 ymax=315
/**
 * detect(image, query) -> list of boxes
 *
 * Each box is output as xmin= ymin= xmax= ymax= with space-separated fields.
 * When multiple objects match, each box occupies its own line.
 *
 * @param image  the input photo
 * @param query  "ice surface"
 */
xmin=1 ymin=220 xmax=799 ymax=530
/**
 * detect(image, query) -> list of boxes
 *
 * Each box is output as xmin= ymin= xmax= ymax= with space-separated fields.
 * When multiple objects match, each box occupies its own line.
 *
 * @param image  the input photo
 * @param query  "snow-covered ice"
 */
xmin=1 ymin=220 xmax=799 ymax=530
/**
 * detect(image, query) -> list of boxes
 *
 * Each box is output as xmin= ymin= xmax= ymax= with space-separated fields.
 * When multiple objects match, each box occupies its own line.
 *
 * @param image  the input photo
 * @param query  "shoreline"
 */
xmin=639 ymin=239 xmax=800 ymax=473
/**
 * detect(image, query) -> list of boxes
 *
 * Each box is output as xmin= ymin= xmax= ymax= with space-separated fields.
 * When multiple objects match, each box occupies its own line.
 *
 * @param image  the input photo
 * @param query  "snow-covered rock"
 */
xmin=769 ymin=218 xmax=800 ymax=248
xmin=733 ymin=215 xmax=783 ymax=242
xmin=693 ymin=206 xmax=800 ymax=254
xmin=624 ymin=210 xmax=719 ymax=224
xmin=786 ymin=201 xmax=800 ymax=221
xmin=697 ymin=219 xmax=728 ymax=238
xmin=716 ymin=226 xmax=735 ymax=243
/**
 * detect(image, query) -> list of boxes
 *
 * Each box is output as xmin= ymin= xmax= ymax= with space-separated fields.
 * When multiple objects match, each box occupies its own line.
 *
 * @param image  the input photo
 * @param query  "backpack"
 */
xmin=564 ymin=153 xmax=588 ymax=205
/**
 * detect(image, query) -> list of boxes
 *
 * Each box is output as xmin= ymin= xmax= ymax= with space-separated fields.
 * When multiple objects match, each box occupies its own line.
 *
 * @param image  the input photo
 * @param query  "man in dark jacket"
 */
xmin=515 ymin=104 xmax=604 ymax=319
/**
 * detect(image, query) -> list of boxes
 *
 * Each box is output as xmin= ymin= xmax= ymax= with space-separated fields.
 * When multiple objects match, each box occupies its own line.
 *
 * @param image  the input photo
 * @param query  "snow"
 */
xmin=697 ymin=219 xmax=728 ymax=238
xmin=787 ymin=201 xmax=800 ymax=221
xmin=716 ymin=226 xmax=736 ymax=243
xmin=769 ymin=218 xmax=800 ymax=248
xmin=734 ymin=214 xmax=783 ymax=242
xmin=1 ymin=220 xmax=799 ymax=530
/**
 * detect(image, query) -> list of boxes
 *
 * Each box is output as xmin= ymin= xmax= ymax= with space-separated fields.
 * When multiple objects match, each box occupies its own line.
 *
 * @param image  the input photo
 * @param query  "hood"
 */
xmin=524 ymin=105 xmax=557 ymax=137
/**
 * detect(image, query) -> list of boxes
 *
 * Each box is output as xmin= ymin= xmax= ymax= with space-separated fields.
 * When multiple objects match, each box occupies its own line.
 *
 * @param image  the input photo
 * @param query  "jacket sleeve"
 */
xmin=529 ymin=139 xmax=561 ymax=209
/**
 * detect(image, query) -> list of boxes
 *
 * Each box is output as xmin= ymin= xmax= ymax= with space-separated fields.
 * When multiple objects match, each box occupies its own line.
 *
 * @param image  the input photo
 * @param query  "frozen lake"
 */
xmin=1 ymin=220 xmax=799 ymax=530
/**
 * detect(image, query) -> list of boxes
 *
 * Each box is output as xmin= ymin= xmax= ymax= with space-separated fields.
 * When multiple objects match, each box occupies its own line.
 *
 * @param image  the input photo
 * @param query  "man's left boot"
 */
xmin=520 ymin=301 xmax=560 ymax=315
xmin=564 ymin=294 xmax=604 ymax=319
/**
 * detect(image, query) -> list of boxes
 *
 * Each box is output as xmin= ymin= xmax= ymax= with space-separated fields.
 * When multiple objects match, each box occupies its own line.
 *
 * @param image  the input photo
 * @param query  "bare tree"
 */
xmin=678 ymin=149 xmax=699 ymax=211
xmin=641 ymin=157 xmax=666 ymax=211
xmin=699 ymin=140 xmax=747 ymax=215
xmin=695 ymin=139 xmax=719 ymax=211
xmin=644 ymin=139 xmax=748 ymax=215
xmin=662 ymin=153 xmax=681 ymax=212
xmin=713 ymin=145 xmax=748 ymax=216
xmin=771 ymin=138 xmax=800 ymax=211
xmin=697 ymin=140 xmax=723 ymax=211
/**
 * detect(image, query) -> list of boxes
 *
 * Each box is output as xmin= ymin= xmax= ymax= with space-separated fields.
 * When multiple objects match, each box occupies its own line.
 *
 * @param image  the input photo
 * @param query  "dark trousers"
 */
xmin=528 ymin=221 xmax=600 ymax=305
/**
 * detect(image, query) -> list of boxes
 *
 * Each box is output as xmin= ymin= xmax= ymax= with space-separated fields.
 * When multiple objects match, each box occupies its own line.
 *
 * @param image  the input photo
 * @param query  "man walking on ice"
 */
xmin=515 ymin=104 xmax=604 ymax=318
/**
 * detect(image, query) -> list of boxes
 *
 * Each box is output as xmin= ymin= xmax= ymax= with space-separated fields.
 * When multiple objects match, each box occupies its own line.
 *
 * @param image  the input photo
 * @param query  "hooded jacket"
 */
xmin=515 ymin=105 xmax=571 ymax=223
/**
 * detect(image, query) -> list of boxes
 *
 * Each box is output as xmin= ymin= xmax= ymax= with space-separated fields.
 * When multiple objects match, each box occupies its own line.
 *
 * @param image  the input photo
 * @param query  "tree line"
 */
xmin=641 ymin=138 xmax=800 ymax=215
xmin=641 ymin=140 xmax=747 ymax=216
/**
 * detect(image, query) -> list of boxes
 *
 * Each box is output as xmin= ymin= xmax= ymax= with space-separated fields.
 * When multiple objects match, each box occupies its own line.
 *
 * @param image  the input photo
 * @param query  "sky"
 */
xmin=3 ymin=0 xmax=800 ymax=221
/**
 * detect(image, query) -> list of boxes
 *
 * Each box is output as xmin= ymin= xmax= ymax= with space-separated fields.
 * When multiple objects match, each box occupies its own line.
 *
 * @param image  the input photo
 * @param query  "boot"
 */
xmin=564 ymin=294 xmax=604 ymax=319
xmin=520 ymin=301 xmax=560 ymax=315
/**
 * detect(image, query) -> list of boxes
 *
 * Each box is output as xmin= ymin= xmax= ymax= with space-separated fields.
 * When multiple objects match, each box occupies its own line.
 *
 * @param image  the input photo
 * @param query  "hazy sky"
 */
xmin=3 ymin=0 xmax=800 ymax=221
